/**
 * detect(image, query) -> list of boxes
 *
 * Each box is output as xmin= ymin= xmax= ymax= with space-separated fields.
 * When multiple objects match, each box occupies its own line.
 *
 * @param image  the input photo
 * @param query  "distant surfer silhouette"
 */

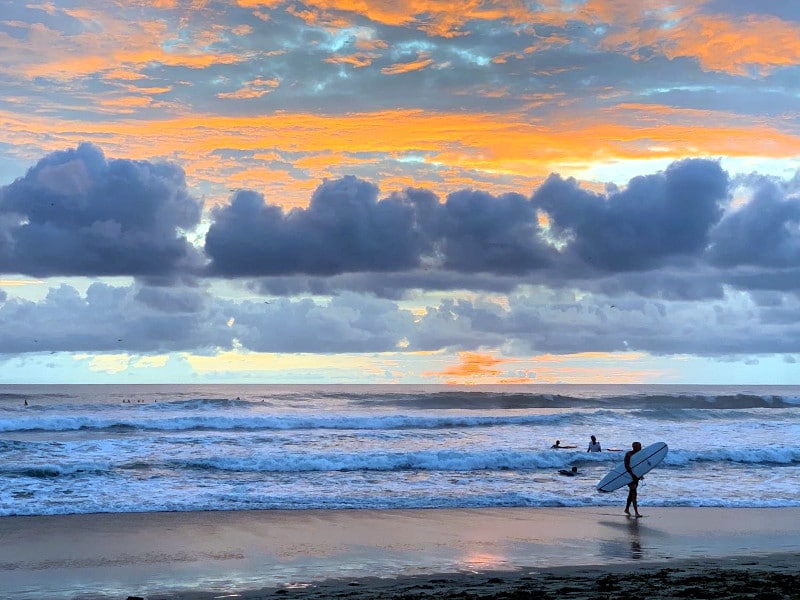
xmin=587 ymin=435 xmax=601 ymax=452
xmin=624 ymin=441 xmax=643 ymax=517
xmin=551 ymin=440 xmax=561 ymax=449
xmin=558 ymin=466 xmax=578 ymax=477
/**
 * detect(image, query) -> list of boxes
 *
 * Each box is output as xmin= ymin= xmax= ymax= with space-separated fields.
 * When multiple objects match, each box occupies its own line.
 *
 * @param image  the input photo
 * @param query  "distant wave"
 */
xmin=0 ymin=463 xmax=112 ymax=478
xmin=7 ymin=390 xmax=799 ymax=410
xmin=665 ymin=448 xmax=800 ymax=466
xmin=0 ymin=411 xmax=585 ymax=433
xmin=372 ymin=391 xmax=800 ymax=410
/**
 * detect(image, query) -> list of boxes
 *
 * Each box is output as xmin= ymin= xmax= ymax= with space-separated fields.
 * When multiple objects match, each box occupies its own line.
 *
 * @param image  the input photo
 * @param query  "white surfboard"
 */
xmin=596 ymin=442 xmax=668 ymax=493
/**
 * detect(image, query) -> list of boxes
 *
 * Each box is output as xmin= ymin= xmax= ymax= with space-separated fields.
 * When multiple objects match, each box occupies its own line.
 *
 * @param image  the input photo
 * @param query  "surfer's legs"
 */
xmin=625 ymin=481 xmax=641 ymax=517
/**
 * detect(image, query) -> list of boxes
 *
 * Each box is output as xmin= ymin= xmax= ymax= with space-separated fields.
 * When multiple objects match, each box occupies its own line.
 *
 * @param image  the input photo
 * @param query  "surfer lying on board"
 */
xmin=624 ymin=441 xmax=643 ymax=517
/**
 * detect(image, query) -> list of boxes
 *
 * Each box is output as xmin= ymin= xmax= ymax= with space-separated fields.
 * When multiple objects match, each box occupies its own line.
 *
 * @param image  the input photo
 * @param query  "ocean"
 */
xmin=1 ymin=384 xmax=798 ymax=516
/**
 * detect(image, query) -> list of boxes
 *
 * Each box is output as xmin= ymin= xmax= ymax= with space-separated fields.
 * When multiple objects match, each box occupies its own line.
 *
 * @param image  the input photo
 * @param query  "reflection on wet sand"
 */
xmin=598 ymin=517 xmax=666 ymax=560
xmin=627 ymin=516 xmax=642 ymax=559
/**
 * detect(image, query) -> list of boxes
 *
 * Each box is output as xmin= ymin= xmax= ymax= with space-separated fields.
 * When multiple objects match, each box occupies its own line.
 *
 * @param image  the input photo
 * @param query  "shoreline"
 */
xmin=1 ymin=507 xmax=799 ymax=599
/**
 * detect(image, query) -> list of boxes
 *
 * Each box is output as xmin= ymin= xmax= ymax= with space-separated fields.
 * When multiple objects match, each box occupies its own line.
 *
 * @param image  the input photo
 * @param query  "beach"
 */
xmin=1 ymin=507 xmax=799 ymax=599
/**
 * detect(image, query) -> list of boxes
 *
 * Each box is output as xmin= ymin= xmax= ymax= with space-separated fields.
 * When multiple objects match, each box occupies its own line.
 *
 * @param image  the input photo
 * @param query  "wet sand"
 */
xmin=1 ymin=507 xmax=798 ymax=599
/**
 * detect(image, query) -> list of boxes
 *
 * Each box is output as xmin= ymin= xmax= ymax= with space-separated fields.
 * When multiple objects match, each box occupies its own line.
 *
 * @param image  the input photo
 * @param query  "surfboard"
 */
xmin=596 ymin=442 xmax=668 ymax=493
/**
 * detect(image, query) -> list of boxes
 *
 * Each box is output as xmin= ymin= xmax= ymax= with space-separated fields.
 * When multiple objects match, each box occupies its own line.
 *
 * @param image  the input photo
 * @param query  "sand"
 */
xmin=0 ymin=507 xmax=798 ymax=599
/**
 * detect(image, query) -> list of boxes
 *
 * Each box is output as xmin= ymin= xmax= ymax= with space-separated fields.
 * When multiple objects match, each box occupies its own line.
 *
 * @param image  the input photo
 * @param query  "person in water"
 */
xmin=587 ymin=435 xmax=601 ymax=452
xmin=624 ymin=441 xmax=643 ymax=517
xmin=551 ymin=440 xmax=561 ymax=449
xmin=558 ymin=466 xmax=578 ymax=476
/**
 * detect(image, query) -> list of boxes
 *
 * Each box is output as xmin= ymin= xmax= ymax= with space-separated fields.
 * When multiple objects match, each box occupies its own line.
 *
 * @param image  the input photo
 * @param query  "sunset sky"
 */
xmin=1 ymin=0 xmax=800 ymax=384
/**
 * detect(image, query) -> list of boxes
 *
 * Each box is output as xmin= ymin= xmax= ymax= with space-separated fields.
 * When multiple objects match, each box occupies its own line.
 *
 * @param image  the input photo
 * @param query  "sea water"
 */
xmin=0 ymin=384 xmax=798 ymax=516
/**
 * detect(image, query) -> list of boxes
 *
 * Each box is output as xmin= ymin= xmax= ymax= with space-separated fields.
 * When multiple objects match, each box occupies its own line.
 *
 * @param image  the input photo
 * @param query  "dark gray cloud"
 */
xmin=408 ymin=290 xmax=800 ymax=357
xmin=0 ymin=282 xmax=231 ymax=354
xmin=204 ymin=177 xmax=432 ymax=276
xmin=205 ymin=183 xmax=554 ymax=278
xmin=0 ymin=143 xmax=204 ymax=277
xmin=231 ymin=292 xmax=413 ymax=353
xmin=248 ymin=270 xmax=525 ymax=300
xmin=2 ymin=278 xmax=800 ymax=357
xmin=436 ymin=189 xmax=554 ymax=273
xmin=532 ymin=159 xmax=728 ymax=271
xmin=708 ymin=176 xmax=800 ymax=268
xmin=215 ymin=164 xmax=736 ymax=281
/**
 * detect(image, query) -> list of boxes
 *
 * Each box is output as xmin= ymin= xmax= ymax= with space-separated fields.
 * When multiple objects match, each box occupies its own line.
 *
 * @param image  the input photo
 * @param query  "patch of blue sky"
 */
xmin=319 ymin=26 xmax=377 ymax=53
xmin=550 ymin=0 xmax=586 ymax=13
xmin=396 ymin=153 xmax=430 ymax=164
xmin=393 ymin=40 xmax=437 ymax=57
xmin=161 ymin=35 xmax=186 ymax=53
xmin=449 ymin=48 xmax=491 ymax=67
xmin=0 ymin=144 xmax=32 ymax=187
xmin=641 ymin=85 xmax=717 ymax=96
xmin=572 ymin=157 xmax=677 ymax=187
xmin=720 ymin=157 xmax=800 ymax=180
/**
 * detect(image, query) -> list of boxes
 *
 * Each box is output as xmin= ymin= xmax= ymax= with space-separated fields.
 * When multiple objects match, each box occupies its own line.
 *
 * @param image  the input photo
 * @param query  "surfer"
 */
xmin=624 ymin=441 xmax=643 ymax=517
xmin=558 ymin=466 xmax=578 ymax=476
xmin=551 ymin=440 xmax=561 ymax=449
xmin=587 ymin=435 xmax=601 ymax=452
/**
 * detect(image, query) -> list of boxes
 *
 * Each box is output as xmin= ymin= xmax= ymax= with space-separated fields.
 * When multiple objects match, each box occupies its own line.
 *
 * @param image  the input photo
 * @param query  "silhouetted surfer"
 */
xmin=624 ymin=441 xmax=643 ymax=517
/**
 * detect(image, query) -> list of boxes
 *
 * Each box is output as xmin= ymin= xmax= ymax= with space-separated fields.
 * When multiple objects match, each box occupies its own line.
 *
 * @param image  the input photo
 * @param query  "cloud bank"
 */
xmin=1 ymin=144 xmax=799 ymax=362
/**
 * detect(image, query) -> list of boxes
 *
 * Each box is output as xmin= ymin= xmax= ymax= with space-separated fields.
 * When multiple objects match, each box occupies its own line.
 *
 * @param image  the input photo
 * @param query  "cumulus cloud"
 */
xmin=0 ymin=143 xmax=204 ymax=277
xmin=436 ymin=189 xmax=555 ymax=273
xmin=532 ymin=159 xmax=728 ymax=271
xmin=708 ymin=175 xmax=800 ymax=267
xmin=204 ymin=177 xmax=432 ymax=276
xmin=206 ymin=157 xmax=780 ymax=303
xmin=206 ymin=159 xmax=732 ymax=282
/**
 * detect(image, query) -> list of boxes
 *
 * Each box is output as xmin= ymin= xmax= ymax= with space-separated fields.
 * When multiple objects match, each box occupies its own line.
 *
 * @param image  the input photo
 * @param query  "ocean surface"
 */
xmin=1 ymin=384 xmax=798 ymax=516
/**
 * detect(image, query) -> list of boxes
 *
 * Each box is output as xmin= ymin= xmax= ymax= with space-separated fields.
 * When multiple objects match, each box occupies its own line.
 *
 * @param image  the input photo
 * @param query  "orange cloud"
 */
xmin=102 ymin=69 xmax=149 ymax=81
xmin=381 ymin=55 xmax=434 ymax=75
xmin=422 ymin=352 xmax=535 ymax=384
xmin=324 ymin=53 xmax=379 ymax=68
xmin=236 ymin=0 xmax=538 ymax=37
xmin=1 ymin=9 xmax=249 ymax=82
xmin=422 ymin=350 xmax=666 ymax=384
xmin=3 ymin=101 xmax=799 ymax=209
xmin=592 ymin=2 xmax=800 ymax=75
xmin=662 ymin=15 xmax=800 ymax=75
xmin=216 ymin=78 xmax=280 ymax=99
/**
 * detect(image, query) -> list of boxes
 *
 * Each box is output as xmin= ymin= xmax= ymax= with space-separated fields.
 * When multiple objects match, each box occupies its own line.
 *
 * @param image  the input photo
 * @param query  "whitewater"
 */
xmin=0 ymin=384 xmax=798 ymax=516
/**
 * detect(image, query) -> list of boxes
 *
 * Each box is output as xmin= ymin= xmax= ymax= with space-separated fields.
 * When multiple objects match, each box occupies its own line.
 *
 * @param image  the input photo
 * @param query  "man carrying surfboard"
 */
xmin=624 ymin=441 xmax=643 ymax=517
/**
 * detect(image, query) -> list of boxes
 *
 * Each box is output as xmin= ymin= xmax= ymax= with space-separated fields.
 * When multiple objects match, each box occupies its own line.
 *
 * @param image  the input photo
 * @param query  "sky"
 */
xmin=1 ymin=0 xmax=800 ymax=385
